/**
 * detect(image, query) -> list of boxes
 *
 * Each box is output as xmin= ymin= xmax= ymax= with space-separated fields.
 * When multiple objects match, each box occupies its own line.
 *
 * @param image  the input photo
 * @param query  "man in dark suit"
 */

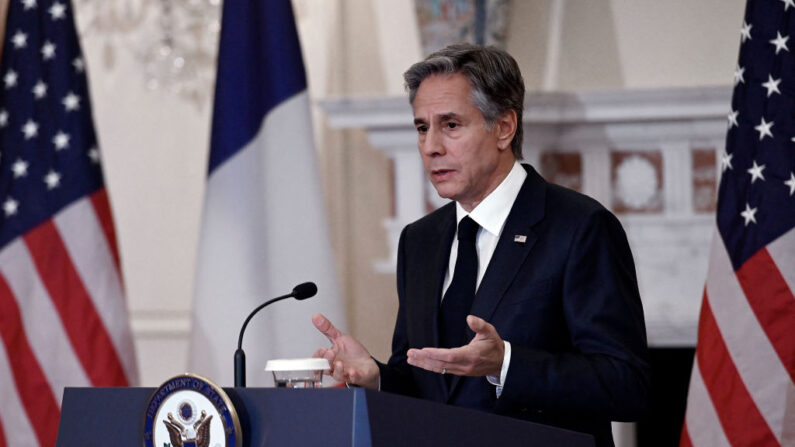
xmin=313 ymin=44 xmax=649 ymax=447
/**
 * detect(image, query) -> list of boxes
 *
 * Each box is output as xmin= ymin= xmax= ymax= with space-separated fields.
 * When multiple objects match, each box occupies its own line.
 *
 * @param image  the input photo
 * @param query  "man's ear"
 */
xmin=495 ymin=110 xmax=517 ymax=151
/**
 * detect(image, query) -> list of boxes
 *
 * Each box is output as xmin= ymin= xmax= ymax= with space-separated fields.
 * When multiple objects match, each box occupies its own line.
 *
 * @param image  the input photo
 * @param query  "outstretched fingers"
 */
xmin=406 ymin=346 xmax=466 ymax=375
xmin=312 ymin=313 xmax=343 ymax=342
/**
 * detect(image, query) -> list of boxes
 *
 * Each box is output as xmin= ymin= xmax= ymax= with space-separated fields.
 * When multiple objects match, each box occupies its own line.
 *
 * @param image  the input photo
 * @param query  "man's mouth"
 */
xmin=431 ymin=169 xmax=454 ymax=178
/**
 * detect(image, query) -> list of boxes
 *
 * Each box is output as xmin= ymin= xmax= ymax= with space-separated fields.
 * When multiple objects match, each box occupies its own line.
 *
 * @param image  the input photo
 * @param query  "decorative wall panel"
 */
xmin=611 ymin=150 xmax=664 ymax=214
xmin=540 ymin=151 xmax=583 ymax=192
xmin=691 ymin=148 xmax=718 ymax=213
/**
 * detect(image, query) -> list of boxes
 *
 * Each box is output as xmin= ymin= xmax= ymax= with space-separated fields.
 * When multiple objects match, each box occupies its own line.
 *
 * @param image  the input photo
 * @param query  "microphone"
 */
xmin=234 ymin=282 xmax=318 ymax=387
xmin=292 ymin=282 xmax=318 ymax=300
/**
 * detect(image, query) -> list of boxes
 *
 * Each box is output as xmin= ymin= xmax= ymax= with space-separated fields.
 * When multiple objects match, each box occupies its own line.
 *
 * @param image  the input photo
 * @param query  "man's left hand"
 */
xmin=406 ymin=315 xmax=504 ymax=377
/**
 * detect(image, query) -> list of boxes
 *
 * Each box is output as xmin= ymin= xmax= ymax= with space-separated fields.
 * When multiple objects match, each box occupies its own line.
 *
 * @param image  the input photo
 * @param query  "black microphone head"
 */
xmin=292 ymin=282 xmax=317 ymax=300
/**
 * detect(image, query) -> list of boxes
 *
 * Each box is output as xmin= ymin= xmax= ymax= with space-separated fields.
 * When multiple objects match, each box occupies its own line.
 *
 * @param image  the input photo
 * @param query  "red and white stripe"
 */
xmin=0 ymin=190 xmax=137 ymax=447
xmin=682 ymin=229 xmax=795 ymax=446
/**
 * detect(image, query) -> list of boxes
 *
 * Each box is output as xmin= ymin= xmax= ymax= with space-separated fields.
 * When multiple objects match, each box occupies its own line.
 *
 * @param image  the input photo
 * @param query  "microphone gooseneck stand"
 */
xmin=234 ymin=282 xmax=318 ymax=387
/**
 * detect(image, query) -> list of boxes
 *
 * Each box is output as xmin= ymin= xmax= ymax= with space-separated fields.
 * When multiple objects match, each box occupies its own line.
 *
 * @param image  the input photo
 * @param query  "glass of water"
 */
xmin=265 ymin=358 xmax=330 ymax=388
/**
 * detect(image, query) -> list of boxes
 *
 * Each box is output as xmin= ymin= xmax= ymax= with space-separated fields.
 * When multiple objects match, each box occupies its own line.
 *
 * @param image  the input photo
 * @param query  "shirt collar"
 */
xmin=456 ymin=161 xmax=527 ymax=237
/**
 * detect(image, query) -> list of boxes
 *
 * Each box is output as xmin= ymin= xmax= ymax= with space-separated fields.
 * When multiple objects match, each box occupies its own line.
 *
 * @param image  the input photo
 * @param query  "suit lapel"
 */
xmin=448 ymin=165 xmax=547 ymax=398
xmin=426 ymin=209 xmax=456 ymax=350
xmin=425 ymin=209 xmax=456 ymax=395
xmin=470 ymin=165 xmax=546 ymax=324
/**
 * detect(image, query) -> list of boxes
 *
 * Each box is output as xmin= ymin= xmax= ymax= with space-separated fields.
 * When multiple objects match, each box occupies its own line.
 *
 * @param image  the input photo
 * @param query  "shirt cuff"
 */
xmin=486 ymin=340 xmax=511 ymax=394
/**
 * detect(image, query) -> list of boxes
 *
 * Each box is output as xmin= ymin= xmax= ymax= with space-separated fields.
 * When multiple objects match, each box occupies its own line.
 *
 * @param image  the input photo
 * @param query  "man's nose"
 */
xmin=421 ymin=127 xmax=444 ymax=156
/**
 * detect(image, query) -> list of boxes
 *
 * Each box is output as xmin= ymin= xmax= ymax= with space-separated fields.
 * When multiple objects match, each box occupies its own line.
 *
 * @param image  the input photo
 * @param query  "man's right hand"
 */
xmin=312 ymin=313 xmax=380 ymax=390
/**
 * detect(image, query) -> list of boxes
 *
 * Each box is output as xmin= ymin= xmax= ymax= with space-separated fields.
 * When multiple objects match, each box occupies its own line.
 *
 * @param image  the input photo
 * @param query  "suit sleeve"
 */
xmin=376 ymin=226 xmax=421 ymax=397
xmin=496 ymin=208 xmax=650 ymax=421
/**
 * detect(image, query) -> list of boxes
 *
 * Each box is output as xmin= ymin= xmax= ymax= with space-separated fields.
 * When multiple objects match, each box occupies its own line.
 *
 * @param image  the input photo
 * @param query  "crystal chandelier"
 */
xmin=76 ymin=0 xmax=221 ymax=107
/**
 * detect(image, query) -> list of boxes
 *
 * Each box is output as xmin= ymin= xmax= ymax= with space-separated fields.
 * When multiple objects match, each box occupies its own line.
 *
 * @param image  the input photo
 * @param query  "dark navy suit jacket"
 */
xmin=378 ymin=165 xmax=650 ymax=447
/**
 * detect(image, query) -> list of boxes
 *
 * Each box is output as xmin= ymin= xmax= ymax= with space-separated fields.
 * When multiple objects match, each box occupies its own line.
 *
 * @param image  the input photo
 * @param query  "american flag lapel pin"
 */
xmin=514 ymin=235 xmax=527 ymax=244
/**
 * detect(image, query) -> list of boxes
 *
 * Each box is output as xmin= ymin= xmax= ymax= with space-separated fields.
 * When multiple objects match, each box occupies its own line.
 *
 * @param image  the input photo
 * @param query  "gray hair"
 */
xmin=404 ymin=44 xmax=525 ymax=159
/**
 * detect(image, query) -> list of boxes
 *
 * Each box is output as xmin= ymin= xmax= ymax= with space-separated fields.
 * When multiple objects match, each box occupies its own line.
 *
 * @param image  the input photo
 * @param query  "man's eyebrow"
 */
xmin=439 ymin=113 xmax=461 ymax=121
xmin=413 ymin=113 xmax=461 ymax=126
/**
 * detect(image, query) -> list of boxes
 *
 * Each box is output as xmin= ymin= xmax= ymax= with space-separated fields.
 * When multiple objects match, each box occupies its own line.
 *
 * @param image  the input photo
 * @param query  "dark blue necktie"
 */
xmin=439 ymin=216 xmax=480 ymax=349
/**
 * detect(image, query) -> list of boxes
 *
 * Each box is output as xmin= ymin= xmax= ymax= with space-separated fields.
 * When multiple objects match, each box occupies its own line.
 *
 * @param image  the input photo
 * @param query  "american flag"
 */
xmin=0 ymin=1 xmax=137 ymax=446
xmin=681 ymin=1 xmax=795 ymax=446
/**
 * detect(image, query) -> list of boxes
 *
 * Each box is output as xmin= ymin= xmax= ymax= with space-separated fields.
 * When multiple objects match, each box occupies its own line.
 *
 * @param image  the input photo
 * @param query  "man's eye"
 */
xmin=446 ymin=122 xmax=458 ymax=129
xmin=416 ymin=125 xmax=428 ymax=133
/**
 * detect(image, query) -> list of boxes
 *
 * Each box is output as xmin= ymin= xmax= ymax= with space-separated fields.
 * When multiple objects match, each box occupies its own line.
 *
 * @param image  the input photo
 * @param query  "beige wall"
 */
xmin=507 ymin=0 xmax=744 ymax=91
xmin=62 ymin=0 xmax=747 ymax=384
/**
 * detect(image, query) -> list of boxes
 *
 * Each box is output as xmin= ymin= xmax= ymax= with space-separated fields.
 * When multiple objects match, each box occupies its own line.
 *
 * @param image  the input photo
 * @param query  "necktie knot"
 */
xmin=457 ymin=216 xmax=479 ymax=242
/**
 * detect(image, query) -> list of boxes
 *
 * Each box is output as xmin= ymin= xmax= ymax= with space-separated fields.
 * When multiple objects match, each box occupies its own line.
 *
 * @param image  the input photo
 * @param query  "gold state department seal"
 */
xmin=143 ymin=373 xmax=241 ymax=447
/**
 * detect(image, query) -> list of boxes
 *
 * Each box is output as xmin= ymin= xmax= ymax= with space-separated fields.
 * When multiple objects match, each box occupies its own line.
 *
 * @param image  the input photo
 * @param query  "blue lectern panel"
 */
xmin=56 ymin=387 xmax=592 ymax=446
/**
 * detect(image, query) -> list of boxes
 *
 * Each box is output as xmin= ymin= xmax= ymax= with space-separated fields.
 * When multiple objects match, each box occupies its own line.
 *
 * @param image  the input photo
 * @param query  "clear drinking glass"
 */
xmin=265 ymin=358 xmax=329 ymax=388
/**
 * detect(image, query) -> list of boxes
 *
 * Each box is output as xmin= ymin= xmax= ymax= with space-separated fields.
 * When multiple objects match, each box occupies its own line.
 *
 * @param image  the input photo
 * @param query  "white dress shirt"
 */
xmin=441 ymin=161 xmax=527 ymax=395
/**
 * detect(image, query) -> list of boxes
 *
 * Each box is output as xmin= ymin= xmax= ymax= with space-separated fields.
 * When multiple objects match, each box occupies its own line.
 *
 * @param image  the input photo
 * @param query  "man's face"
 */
xmin=412 ymin=73 xmax=510 ymax=211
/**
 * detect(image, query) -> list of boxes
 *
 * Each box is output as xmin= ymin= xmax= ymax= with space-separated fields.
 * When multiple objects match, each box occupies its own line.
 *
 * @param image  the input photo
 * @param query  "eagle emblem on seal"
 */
xmin=162 ymin=403 xmax=213 ymax=447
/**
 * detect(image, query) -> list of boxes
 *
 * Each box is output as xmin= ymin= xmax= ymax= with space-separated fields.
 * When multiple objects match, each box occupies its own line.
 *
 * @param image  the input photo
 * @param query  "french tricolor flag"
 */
xmin=188 ymin=0 xmax=346 ymax=386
